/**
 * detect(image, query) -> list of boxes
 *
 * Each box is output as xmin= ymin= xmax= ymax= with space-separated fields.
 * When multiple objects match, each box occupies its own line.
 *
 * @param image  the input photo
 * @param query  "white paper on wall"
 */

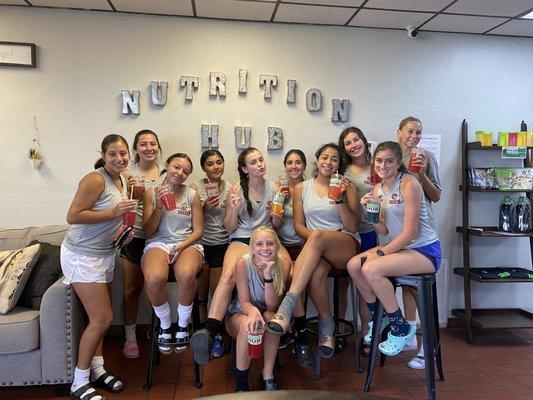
xmin=419 ymin=134 xmax=442 ymax=167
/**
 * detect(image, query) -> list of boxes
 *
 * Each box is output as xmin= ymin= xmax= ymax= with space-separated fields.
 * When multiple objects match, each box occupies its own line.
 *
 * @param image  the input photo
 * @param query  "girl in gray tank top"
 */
xmin=267 ymin=144 xmax=360 ymax=359
xmin=141 ymin=153 xmax=204 ymax=354
xmin=347 ymin=141 xmax=441 ymax=357
xmin=118 ymin=129 xmax=162 ymax=359
xmin=397 ymin=117 xmax=442 ymax=367
xmin=190 ymin=148 xmax=293 ymax=367
xmin=225 ymin=227 xmax=290 ymax=392
xmin=61 ymin=134 xmax=136 ymax=399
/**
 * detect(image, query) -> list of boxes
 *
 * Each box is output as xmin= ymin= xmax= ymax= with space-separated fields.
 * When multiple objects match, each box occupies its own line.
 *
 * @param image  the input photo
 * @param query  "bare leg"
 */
xmin=261 ymin=311 xmax=279 ymax=380
xmin=173 ymin=247 xmax=203 ymax=306
xmin=141 ymin=248 xmax=170 ymax=307
xmin=122 ymin=258 xmax=144 ymax=326
xmin=72 ymin=283 xmax=113 ymax=370
xmin=197 ymin=262 xmax=209 ymax=322
xmin=308 ymin=259 xmax=332 ymax=319
xmin=208 ymin=241 xmax=248 ymax=321
xmin=403 ymin=287 xmax=419 ymax=321
xmin=209 ymin=267 xmax=223 ymax=297
xmin=226 ymin=314 xmax=251 ymax=371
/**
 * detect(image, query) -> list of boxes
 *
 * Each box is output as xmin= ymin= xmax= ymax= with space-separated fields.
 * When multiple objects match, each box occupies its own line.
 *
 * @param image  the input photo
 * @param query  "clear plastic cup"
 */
xmin=160 ymin=185 xmax=176 ymax=211
xmin=408 ymin=148 xmax=424 ymax=174
xmin=271 ymin=192 xmax=285 ymax=217
xmin=122 ymin=210 xmax=136 ymax=227
xmin=247 ymin=332 xmax=263 ymax=359
xmin=328 ymin=174 xmax=342 ymax=201
xmin=132 ymin=176 xmax=145 ymax=200
xmin=364 ymin=201 xmax=381 ymax=224
xmin=205 ymin=182 xmax=219 ymax=200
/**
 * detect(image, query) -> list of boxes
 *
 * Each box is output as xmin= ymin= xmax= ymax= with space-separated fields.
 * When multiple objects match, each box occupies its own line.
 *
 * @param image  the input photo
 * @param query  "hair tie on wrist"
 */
xmin=264 ymin=277 xmax=274 ymax=283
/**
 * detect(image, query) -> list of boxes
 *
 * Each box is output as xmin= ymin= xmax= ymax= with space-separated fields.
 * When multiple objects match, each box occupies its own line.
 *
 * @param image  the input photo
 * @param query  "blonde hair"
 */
xmin=249 ymin=226 xmax=285 ymax=296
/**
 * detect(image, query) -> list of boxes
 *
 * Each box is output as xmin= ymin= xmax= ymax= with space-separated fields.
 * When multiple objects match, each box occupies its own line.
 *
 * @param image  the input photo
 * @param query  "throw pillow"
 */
xmin=0 ymin=243 xmax=41 ymax=314
xmin=18 ymin=241 xmax=62 ymax=310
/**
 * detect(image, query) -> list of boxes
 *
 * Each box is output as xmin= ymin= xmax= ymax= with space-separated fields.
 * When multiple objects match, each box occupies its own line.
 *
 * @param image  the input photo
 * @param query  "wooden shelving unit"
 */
xmin=455 ymin=119 xmax=533 ymax=343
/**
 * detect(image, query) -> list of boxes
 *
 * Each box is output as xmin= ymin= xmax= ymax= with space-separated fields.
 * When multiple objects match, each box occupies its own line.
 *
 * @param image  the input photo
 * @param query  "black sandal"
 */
xmin=92 ymin=372 xmax=124 ymax=393
xmin=70 ymin=383 xmax=104 ymax=400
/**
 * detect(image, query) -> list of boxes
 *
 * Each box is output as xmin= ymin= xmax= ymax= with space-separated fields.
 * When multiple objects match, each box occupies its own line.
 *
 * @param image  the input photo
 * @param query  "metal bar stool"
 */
xmin=364 ymin=273 xmax=444 ymax=400
xmin=306 ymin=268 xmax=361 ymax=379
xmin=143 ymin=272 xmax=203 ymax=390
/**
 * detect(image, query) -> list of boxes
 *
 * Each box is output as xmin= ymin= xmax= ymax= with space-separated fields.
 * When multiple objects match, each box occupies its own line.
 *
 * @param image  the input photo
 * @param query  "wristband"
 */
xmin=335 ymin=199 xmax=345 ymax=204
xmin=263 ymin=277 xmax=273 ymax=283
xmin=376 ymin=249 xmax=385 ymax=257
xmin=155 ymin=204 xmax=163 ymax=210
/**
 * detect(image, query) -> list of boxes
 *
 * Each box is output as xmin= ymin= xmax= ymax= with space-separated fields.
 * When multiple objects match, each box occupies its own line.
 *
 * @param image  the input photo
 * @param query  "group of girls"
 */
xmin=60 ymin=116 xmax=441 ymax=399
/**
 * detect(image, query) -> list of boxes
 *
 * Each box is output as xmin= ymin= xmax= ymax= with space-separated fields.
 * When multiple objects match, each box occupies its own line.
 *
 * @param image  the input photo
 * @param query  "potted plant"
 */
xmin=28 ymin=147 xmax=42 ymax=169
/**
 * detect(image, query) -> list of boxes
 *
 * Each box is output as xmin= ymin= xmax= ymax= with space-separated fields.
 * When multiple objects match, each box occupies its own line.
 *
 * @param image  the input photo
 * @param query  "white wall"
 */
xmin=1 ymin=6 xmax=532 ymax=318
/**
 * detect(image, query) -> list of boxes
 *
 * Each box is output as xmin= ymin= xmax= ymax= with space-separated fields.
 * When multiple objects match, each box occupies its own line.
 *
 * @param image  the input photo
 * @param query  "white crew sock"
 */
xmin=154 ymin=302 xmax=171 ymax=330
xmin=417 ymin=343 xmax=425 ymax=357
xmin=124 ymin=324 xmax=136 ymax=341
xmin=177 ymin=303 xmax=193 ymax=338
xmin=406 ymin=321 xmax=418 ymax=349
xmin=90 ymin=355 xmax=106 ymax=381
xmin=71 ymin=367 xmax=90 ymax=393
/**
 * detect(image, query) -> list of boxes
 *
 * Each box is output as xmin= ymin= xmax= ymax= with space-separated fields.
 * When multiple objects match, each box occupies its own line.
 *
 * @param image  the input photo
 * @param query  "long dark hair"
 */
xmin=312 ymin=143 xmax=346 ymax=177
xmin=373 ymin=141 xmax=407 ymax=173
xmin=283 ymin=149 xmax=306 ymax=166
xmin=132 ymin=129 xmax=162 ymax=164
xmin=200 ymin=149 xmax=225 ymax=168
xmin=160 ymin=153 xmax=194 ymax=175
xmin=238 ymin=147 xmax=261 ymax=217
xmin=94 ymin=134 xmax=129 ymax=169
xmin=338 ymin=126 xmax=371 ymax=166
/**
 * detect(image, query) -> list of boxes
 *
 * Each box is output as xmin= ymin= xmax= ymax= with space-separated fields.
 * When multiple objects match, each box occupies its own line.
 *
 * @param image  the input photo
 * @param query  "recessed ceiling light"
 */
xmin=520 ymin=9 xmax=533 ymax=19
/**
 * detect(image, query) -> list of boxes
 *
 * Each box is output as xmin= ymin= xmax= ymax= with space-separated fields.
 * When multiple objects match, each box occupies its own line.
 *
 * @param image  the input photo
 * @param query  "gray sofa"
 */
xmin=0 ymin=225 xmax=83 ymax=388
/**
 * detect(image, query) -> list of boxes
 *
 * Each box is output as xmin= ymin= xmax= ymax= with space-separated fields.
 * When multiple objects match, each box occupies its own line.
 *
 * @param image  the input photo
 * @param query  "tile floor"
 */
xmin=1 ymin=328 xmax=533 ymax=400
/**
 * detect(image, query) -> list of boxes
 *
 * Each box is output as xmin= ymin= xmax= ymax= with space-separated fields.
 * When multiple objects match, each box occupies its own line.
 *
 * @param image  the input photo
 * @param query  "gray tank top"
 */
xmin=228 ymin=253 xmax=278 ymax=315
xmin=63 ymin=167 xmax=127 ymax=257
xmin=229 ymin=180 xmax=276 ymax=240
xmin=195 ymin=179 xmax=230 ymax=246
xmin=401 ymin=150 xmax=441 ymax=230
xmin=146 ymin=185 xmax=197 ymax=246
xmin=301 ymin=179 xmax=345 ymax=231
xmin=128 ymin=163 xmax=161 ymax=239
xmin=345 ymin=166 xmax=375 ymax=234
xmin=277 ymin=195 xmax=304 ymax=246
xmin=379 ymin=173 xmax=438 ymax=248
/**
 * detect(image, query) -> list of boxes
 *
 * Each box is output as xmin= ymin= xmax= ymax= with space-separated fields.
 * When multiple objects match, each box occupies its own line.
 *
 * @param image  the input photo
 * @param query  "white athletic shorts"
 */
xmin=61 ymin=245 xmax=115 ymax=284
xmin=144 ymin=241 xmax=204 ymax=264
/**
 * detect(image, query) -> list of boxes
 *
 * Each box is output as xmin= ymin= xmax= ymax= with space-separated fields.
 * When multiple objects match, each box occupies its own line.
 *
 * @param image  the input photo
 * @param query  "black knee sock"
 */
xmin=205 ymin=318 xmax=223 ymax=341
xmin=387 ymin=308 xmax=411 ymax=336
xmin=293 ymin=316 xmax=308 ymax=345
xmin=366 ymin=301 xmax=378 ymax=322
xmin=234 ymin=368 xmax=249 ymax=391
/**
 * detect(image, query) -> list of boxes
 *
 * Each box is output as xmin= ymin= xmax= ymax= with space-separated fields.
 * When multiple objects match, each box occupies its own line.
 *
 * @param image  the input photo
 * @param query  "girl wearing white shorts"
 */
xmin=61 ymin=134 xmax=137 ymax=400
xmin=141 ymin=153 xmax=204 ymax=354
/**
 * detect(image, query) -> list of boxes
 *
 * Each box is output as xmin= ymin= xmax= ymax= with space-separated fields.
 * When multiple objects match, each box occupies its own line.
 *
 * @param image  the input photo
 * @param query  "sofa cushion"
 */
xmin=0 ymin=243 xmax=41 ymax=314
xmin=18 ymin=241 xmax=63 ymax=310
xmin=0 ymin=306 xmax=40 ymax=354
xmin=0 ymin=225 xmax=69 ymax=251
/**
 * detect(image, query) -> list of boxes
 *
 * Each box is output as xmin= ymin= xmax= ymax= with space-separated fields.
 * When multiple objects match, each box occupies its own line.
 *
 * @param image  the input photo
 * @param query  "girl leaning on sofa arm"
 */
xmin=60 ymin=134 xmax=137 ymax=400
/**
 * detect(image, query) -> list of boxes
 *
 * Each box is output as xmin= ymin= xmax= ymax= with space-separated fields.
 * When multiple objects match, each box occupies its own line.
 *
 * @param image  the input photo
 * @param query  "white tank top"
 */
xmin=195 ymin=178 xmax=230 ymax=246
xmin=128 ymin=163 xmax=161 ymax=239
xmin=277 ymin=195 xmax=304 ymax=246
xmin=301 ymin=179 xmax=344 ymax=231
xmin=345 ymin=166 xmax=375 ymax=234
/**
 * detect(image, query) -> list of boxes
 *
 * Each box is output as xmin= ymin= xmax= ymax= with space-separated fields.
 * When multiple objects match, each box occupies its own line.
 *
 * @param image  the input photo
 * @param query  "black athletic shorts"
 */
xmin=203 ymin=243 xmax=229 ymax=268
xmin=119 ymin=237 xmax=146 ymax=265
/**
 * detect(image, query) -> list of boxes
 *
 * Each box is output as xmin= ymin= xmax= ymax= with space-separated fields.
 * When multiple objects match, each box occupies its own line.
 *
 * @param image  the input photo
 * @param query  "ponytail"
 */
xmin=94 ymin=158 xmax=105 ymax=169
xmin=237 ymin=148 xmax=259 ymax=217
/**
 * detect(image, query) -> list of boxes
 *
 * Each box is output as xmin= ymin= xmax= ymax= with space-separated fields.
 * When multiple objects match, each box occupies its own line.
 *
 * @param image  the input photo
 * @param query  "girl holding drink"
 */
xmin=397 ymin=117 xmax=442 ymax=368
xmin=339 ymin=127 xmax=380 ymax=355
xmin=141 ymin=153 xmax=204 ymax=354
xmin=120 ymin=129 xmax=162 ymax=359
xmin=267 ymin=143 xmax=360 ymax=358
xmin=347 ymin=141 xmax=441 ymax=356
xmin=275 ymin=149 xmax=313 ymax=367
xmin=191 ymin=147 xmax=291 ymax=365
xmin=190 ymin=149 xmax=231 ymax=358
xmin=226 ymin=226 xmax=290 ymax=392
xmin=61 ymin=134 xmax=137 ymax=400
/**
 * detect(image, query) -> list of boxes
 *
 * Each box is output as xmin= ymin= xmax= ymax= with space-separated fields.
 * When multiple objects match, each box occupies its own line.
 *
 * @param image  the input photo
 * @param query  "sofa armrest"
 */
xmin=40 ymin=278 xmax=84 ymax=385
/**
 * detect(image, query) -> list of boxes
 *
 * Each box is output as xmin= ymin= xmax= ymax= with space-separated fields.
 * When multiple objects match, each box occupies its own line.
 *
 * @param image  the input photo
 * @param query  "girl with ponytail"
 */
xmin=191 ymin=147 xmax=292 ymax=366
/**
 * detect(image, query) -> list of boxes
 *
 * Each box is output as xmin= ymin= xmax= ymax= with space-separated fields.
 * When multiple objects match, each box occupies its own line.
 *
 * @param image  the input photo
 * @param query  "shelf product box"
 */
xmin=475 ymin=131 xmax=493 ymax=146
xmin=494 ymin=168 xmax=533 ymax=190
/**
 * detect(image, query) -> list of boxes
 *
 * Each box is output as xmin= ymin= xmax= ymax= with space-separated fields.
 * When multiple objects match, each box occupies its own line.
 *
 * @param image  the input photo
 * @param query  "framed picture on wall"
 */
xmin=0 ymin=41 xmax=36 ymax=68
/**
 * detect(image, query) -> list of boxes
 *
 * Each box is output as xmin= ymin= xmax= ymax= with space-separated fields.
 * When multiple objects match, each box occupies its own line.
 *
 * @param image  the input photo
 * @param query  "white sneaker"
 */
xmin=403 ymin=322 xmax=418 ymax=351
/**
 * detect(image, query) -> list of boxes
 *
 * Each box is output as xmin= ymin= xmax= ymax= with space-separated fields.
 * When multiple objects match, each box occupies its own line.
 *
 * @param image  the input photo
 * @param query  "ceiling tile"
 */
xmin=488 ymin=19 xmax=533 ymax=37
xmin=196 ymin=0 xmax=275 ymax=21
xmin=349 ymin=8 xmax=433 ymax=28
xmin=282 ymin=0 xmax=363 ymax=6
xmin=364 ymin=0 xmax=452 ymax=12
xmin=112 ymin=0 xmax=193 ymax=16
xmin=275 ymin=3 xmax=355 ymax=24
xmin=423 ymin=14 xmax=506 ymax=33
xmin=29 ymin=0 xmax=112 ymax=10
xmin=0 ymin=1 xmax=28 ymax=5
xmin=446 ymin=0 xmax=533 ymax=17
